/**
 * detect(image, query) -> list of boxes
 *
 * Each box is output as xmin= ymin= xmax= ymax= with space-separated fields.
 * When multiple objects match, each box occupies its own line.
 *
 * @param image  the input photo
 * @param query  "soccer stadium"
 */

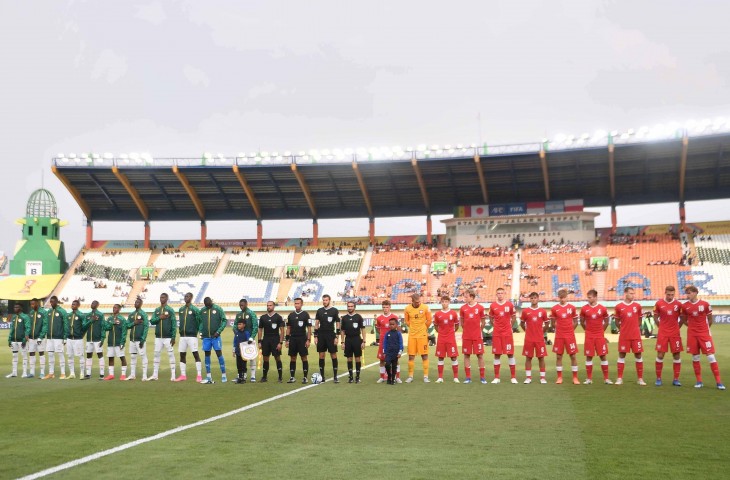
xmin=2 ymin=3 xmax=730 ymax=480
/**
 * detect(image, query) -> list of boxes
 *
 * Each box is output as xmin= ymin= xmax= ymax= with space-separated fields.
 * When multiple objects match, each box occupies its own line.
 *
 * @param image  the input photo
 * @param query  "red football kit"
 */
xmin=520 ymin=307 xmax=547 ymax=358
xmin=551 ymin=303 xmax=578 ymax=355
xmin=580 ymin=303 xmax=609 ymax=357
xmin=434 ymin=310 xmax=458 ymax=359
xmin=459 ymin=303 xmax=485 ymax=356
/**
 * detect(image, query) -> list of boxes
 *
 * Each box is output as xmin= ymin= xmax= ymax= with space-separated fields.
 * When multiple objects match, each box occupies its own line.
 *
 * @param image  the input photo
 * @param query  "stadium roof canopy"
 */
xmin=51 ymin=130 xmax=730 ymax=222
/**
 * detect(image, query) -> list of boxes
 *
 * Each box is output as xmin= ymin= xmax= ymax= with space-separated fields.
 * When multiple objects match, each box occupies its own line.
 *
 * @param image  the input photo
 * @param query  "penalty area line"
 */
xmin=20 ymin=361 xmax=380 ymax=480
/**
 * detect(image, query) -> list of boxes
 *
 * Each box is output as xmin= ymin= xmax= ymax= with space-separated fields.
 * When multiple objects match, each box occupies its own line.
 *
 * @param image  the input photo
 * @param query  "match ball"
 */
xmin=311 ymin=372 xmax=323 ymax=384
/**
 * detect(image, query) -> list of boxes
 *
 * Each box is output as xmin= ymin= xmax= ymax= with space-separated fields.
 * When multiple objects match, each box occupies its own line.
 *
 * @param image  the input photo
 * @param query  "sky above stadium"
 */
xmin=1 ymin=0 xmax=729 ymax=257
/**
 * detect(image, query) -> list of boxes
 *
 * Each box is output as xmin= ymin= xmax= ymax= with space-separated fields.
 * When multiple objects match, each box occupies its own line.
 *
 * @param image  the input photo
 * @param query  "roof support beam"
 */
xmin=608 ymin=142 xmax=616 ymax=203
xmin=112 ymin=165 xmax=149 ymax=221
xmin=232 ymin=165 xmax=262 ymax=220
xmin=678 ymin=133 xmax=689 ymax=203
xmin=411 ymin=158 xmax=431 ymax=213
xmin=291 ymin=162 xmax=318 ymax=218
xmin=539 ymin=149 xmax=551 ymax=200
xmin=52 ymin=165 xmax=93 ymax=220
xmin=352 ymin=160 xmax=373 ymax=219
xmin=172 ymin=165 xmax=205 ymax=221
xmin=474 ymin=153 xmax=489 ymax=203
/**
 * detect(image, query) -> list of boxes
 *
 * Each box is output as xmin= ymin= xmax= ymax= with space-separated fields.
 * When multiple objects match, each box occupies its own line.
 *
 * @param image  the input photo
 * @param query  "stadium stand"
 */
xmin=359 ymin=245 xmax=514 ymax=304
xmin=205 ymin=248 xmax=294 ymax=305
xmin=693 ymin=234 xmax=730 ymax=297
xmin=57 ymin=250 xmax=151 ymax=307
xmin=143 ymin=249 xmax=225 ymax=304
xmin=605 ymin=234 xmax=684 ymax=300
xmin=519 ymin=242 xmax=592 ymax=301
xmin=288 ymin=248 xmax=365 ymax=303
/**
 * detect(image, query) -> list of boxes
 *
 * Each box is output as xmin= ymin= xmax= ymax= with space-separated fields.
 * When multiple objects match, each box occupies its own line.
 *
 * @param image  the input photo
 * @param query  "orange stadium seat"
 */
xmin=605 ymin=235 xmax=683 ymax=300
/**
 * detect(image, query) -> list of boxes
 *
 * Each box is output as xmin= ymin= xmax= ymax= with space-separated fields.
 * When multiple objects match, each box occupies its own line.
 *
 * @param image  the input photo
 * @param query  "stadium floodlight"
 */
xmin=344 ymin=148 xmax=353 ymax=155
xmin=203 ymin=152 xmax=212 ymax=159
xmin=321 ymin=149 xmax=330 ymax=156
xmin=271 ymin=151 xmax=279 ymax=157
xmin=469 ymin=143 xmax=477 ymax=148
xmin=248 ymin=152 xmax=257 ymax=158
xmin=456 ymin=144 xmax=463 ymax=149
xmin=119 ymin=153 xmax=128 ymax=159
xmin=237 ymin=152 xmax=245 ymax=158
xmin=430 ymin=144 xmax=439 ymax=151
xmin=417 ymin=144 xmax=427 ymax=152
xmin=103 ymin=152 xmax=113 ymax=159
xmin=129 ymin=152 xmax=139 ymax=160
xmin=261 ymin=151 xmax=269 ymax=157
xmin=405 ymin=146 xmax=414 ymax=152
xmin=332 ymin=148 xmax=342 ymax=157
xmin=554 ymin=133 xmax=567 ymax=143
xmin=308 ymin=149 xmax=318 ymax=157
xmin=356 ymin=148 xmax=367 ymax=156
xmin=592 ymin=130 xmax=607 ymax=139
xmin=581 ymin=133 xmax=590 ymax=140
xmin=392 ymin=145 xmax=403 ymax=152
xmin=81 ymin=153 xmax=89 ymax=159
xmin=68 ymin=153 xmax=76 ymax=159
xmin=57 ymin=153 xmax=65 ymax=158
xmin=284 ymin=151 xmax=292 ymax=157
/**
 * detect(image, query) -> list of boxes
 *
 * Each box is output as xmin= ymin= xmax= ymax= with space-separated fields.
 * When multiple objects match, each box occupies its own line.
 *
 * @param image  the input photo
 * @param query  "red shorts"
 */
xmin=686 ymin=335 xmax=715 ymax=355
xmin=655 ymin=335 xmax=683 ymax=354
xmin=377 ymin=344 xmax=385 ymax=361
xmin=552 ymin=337 xmax=578 ymax=355
xmin=583 ymin=337 xmax=608 ymax=357
xmin=522 ymin=341 xmax=547 ymax=358
xmin=436 ymin=340 xmax=458 ymax=359
xmin=618 ymin=338 xmax=644 ymax=354
xmin=491 ymin=335 xmax=514 ymax=356
xmin=462 ymin=339 xmax=484 ymax=356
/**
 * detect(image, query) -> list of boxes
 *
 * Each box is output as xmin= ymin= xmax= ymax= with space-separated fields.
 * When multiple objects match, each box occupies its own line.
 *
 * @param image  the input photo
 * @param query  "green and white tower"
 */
xmin=9 ymin=189 xmax=68 ymax=276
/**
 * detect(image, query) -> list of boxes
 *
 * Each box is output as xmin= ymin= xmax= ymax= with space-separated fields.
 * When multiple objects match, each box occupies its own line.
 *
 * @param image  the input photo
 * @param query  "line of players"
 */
xmin=4 ymin=292 xmax=372 ymax=386
xmin=6 ymin=285 xmax=725 ymax=389
xmin=398 ymin=284 xmax=723 ymax=389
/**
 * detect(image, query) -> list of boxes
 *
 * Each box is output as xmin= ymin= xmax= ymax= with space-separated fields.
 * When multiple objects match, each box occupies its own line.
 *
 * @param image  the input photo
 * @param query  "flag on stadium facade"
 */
xmin=527 ymin=202 xmax=546 ymax=215
xmin=564 ymin=199 xmax=584 ymax=212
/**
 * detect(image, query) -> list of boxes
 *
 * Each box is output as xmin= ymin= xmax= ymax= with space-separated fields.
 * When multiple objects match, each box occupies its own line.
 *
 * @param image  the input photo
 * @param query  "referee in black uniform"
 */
xmin=286 ymin=297 xmax=312 ymax=384
xmin=340 ymin=302 xmax=367 ymax=383
xmin=314 ymin=294 xmax=340 ymax=383
xmin=257 ymin=301 xmax=285 ymax=383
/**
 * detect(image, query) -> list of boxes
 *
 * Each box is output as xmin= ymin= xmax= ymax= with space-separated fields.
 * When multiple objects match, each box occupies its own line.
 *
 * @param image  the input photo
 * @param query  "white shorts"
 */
xmin=67 ymin=339 xmax=84 ymax=356
xmin=86 ymin=341 xmax=104 ymax=354
xmin=10 ymin=341 xmax=27 ymax=353
xmin=28 ymin=339 xmax=46 ymax=353
xmin=107 ymin=346 xmax=125 ymax=358
xmin=46 ymin=339 xmax=65 ymax=353
xmin=129 ymin=341 xmax=147 ymax=355
xmin=155 ymin=338 xmax=173 ymax=353
xmin=178 ymin=336 xmax=198 ymax=353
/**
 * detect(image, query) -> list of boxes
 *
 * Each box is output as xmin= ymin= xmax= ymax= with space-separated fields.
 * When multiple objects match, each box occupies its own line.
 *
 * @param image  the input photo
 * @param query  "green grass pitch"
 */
xmin=1 ymin=327 xmax=728 ymax=479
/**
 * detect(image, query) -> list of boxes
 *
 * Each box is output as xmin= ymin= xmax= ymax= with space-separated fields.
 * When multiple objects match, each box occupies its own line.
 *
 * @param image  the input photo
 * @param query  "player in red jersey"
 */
xmin=459 ymin=289 xmax=486 ymax=384
xmin=653 ymin=286 xmax=684 ymax=387
xmin=550 ymin=289 xmax=580 ymax=385
xmin=434 ymin=295 xmax=460 ymax=383
xmin=681 ymin=285 xmax=724 ymax=390
xmin=488 ymin=287 xmax=517 ymax=384
xmin=376 ymin=300 xmax=401 ymax=383
xmin=579 ymin=289 xmax=612 ymax=385
xmin=520 ymin=292 xmax=548 ymax=384
xmin=614 ymin=287 xmax=646 ymax=385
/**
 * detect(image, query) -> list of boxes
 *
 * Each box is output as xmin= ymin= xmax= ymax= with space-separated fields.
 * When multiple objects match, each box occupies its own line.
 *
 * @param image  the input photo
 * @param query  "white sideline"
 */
xmin=19 ymin=361 xmax=379 ymax=480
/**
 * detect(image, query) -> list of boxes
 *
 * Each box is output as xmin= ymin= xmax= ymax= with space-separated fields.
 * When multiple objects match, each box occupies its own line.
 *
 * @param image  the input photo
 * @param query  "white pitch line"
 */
xmin=19 ymin=361 xmax=379 ymax=480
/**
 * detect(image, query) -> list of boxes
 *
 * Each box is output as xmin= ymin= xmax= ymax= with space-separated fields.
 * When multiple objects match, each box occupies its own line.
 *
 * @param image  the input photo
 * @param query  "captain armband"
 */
xmin=313 ymin=329 xmax=319 ymax=338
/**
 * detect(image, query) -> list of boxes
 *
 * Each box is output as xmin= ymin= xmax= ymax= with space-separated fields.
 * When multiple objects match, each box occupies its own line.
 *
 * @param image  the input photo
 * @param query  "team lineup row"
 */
xmin=4 ymin=285 xmax=725 ymax=389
